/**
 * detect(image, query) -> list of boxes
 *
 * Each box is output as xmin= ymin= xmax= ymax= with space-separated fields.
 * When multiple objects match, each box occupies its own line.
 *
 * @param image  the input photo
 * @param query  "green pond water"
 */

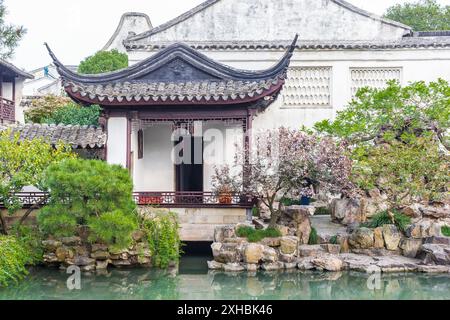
xmin=1 ymin=256 xmax=450 ymax=300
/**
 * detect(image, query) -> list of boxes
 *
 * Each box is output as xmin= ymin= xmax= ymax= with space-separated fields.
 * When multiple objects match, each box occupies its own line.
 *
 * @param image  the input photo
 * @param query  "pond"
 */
xmin=1 ymin=255 xmax=450 ymax=300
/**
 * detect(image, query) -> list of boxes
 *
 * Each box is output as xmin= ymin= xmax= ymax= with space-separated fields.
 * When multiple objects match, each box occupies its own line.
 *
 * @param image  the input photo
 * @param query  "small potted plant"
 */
xmin=211 ymin=165 xmax=242 ymax=205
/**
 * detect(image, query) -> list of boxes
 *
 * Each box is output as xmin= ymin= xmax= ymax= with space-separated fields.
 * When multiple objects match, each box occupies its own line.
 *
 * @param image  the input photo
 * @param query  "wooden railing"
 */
xmin=0 ymin=97 xmax=15 ymax=122
xmin=1 ymin=191 xmax=256 ymax=209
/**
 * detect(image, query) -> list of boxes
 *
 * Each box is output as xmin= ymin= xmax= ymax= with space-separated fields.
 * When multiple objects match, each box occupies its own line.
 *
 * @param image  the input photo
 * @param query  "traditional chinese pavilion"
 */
xmin=46 ymin=37 xmax=296 ymax=240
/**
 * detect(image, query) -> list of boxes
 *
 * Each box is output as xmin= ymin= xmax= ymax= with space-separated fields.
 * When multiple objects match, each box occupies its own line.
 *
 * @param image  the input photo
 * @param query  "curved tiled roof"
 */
xmin=127 ymin=0 xmax=411 ymax=42
xmin=0 ymin=123 xmax=106 ymax=149
xmin=0 ymin=59 xmax=34 ymax=79
xmin=125 ymin=37 xmax=450 ymax=51
xmin=46 ymin=37 xmax=297 ymax=106
xmin=63 ymin=78 xmax=282 ymax=105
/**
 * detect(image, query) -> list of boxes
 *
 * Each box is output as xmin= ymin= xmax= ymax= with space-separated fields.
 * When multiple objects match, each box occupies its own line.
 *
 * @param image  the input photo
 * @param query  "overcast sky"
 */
xmin=5 ymin=0 xmax=450 ymax=71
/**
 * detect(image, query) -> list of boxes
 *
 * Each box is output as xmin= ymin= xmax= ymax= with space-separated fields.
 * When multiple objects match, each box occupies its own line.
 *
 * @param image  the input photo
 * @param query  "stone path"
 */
xmin=311 ymin=215 xmax=348 ymax=242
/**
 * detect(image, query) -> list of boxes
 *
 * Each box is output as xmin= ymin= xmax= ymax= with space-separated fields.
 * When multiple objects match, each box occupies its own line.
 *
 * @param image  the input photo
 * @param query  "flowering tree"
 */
xmin=0 ymin=130 xmax=75 ymax=234
xmin=213 ymin=128 xmax=354 ymax=227
xmin=315 ymin=80 xmax=450 ymax=213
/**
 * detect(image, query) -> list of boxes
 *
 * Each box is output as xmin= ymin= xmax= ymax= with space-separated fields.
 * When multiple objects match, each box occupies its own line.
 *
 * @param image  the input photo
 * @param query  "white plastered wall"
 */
xmin=132 ymin=124 xmax=175 ymax=191
xmin=106 ymin=117 xmax=128 ymax=167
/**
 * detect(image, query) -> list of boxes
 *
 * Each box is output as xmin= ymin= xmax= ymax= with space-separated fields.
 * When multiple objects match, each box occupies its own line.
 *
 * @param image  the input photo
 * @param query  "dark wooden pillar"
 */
xmin=243 ymin=108 xmax=256 ymax=193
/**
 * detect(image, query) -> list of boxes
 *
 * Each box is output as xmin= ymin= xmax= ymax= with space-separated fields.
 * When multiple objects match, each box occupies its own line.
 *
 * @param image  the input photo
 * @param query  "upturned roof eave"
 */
xmin=45 ymin=36 xmax=297 ymax=85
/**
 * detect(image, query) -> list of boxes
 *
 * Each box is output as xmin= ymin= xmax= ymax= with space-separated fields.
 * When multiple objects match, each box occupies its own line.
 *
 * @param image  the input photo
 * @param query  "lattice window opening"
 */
xmin=282 ymin=67 xmax=332 ymax=108
xmin=351 ymin=68 xmax=402 ymax=97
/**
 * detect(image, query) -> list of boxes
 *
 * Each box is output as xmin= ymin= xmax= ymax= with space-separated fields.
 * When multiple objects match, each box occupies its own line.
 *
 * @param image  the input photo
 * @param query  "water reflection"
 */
xmin=1 ymin=266 xmax=450 ymax=300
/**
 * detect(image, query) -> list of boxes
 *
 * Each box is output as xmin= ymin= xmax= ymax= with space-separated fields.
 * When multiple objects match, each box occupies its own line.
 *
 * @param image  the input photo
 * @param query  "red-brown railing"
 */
xmin=1 ymin=191 xmax=256 ymax=209
xmin=0 ymin=97 xmax=15 ymax=122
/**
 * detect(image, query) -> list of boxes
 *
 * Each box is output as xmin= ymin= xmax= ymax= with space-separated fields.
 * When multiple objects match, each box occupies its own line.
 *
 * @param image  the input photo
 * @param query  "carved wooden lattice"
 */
xmin=282 ymin=67 xmax=332 ymax=108
xmin=351 ymin=67 xmax=402 ymax=97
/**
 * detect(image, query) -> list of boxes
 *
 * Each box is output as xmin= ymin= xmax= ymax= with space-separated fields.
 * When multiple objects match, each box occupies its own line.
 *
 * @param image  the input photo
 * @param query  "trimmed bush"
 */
xmin=38 ymin=159 xmax=137 ymax=249
xmin=236 ymin=226 xmax=281 ymax=243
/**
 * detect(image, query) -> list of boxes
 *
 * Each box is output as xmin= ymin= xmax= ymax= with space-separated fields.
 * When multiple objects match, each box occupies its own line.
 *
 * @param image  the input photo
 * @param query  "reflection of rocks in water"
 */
xmin=2 ymin=268 xmax=450 ymax=300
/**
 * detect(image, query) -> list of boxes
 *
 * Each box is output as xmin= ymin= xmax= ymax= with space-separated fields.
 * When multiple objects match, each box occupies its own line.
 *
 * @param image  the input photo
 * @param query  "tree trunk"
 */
xmin=0 ymin=211 xmax=8 ymax=235
xmin=17 ymin=196 xmax=48 ymax=228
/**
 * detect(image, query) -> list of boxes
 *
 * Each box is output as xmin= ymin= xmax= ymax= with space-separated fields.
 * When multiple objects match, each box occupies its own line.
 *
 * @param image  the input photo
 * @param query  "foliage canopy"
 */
xmin=0 ymin=130 xmax=75 ymax=234
xmin=383 ymin=0 xmax=450 ymax=31
xmin=78 ymin=49 xmax=129 ymax=74
xmin=0 ymin=1 xmax=26 ymax=59
xmin=37 ymin=159 xmax=138 ymax=249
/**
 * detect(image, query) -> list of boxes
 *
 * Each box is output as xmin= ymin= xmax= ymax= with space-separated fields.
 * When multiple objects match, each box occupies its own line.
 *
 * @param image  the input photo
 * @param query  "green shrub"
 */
xmin=38 ymin=159 xmax=137 ymax=249
xmin=141 ymin=211 xmax=181 ymax=268
xmin=236 ymin=226 xmax=281 ymax=243
xmin=12 ymin=224 xmax=44 ymax=264
xmin=308 ymin=227 xmax=319 ymax=245
xmin=88 ymin=211 xmax=138 ymax=250
xmin=0 ymin=236 xmax=34 ymax=287
xmin=315 ymin=207 xmax=331 ymax=215
xmin=363 ymin=210 xmax=411 ymax=233
xmin=280 ymin=197 xmax=302 ymax=206
xmin=252 ymin=206 xmax=260 ymax=217
xmin=43 ymin=103 xmax=101 ymax=126
xmin=442 ymin=226 xmax=450 ymax=237
xmin=329 ymin=235 xmax=338 ymax=245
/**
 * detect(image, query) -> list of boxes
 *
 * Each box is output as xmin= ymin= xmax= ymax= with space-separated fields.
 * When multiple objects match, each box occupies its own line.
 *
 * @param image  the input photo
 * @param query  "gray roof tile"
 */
xmin=0 ymin=123 xmax=106 ymax=149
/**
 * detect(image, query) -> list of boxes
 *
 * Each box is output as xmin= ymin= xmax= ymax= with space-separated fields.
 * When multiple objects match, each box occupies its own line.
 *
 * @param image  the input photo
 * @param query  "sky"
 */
xmin=5 ymin=0 xmax=450 ymax=71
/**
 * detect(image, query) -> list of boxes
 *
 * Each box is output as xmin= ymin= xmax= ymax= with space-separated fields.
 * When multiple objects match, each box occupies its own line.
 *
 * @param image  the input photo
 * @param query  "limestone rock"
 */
xmin=74 ymin=256 xmax=95 ymax=266
xmin=280 ymin=236 xmax=298 ymax=255
xmin=211 ymin=242 xmax=222 ymax=257
xmin=279 ymin=253 xmax=297 ymax=263
xmin=375 ymin=255 xmax=420 ymax=272
xmin=339 ymin=253 xmax=376 ymax=272
xmin=261 ymin=262 xmax=283 ymax=271
xmin=283 ymin=262 xmax=297 ymax=269
xmin=297 ymin=257 xmax=315 ymax=270
xmin=214 ymin=244 xmax=239 ymax=264
xmin=312 ymin=255 xmax=343 ymax=272
xmin=331 ymin=198 xmax=366 ymax=226
xmin=286 ymin=206 xmax=312 ymax=244
xmin=245 ymin=264 xmax=258 ymax=272
xmin=399 ymin=238 xmax=422 ymax=258
xmin=214 ymin=225 xmax=236 ymax=242
xmin=90 ymin=250 xmax=110 ymax=260
xmin=401 ymin=204 xmax=422 ymax=218
xmin=262 ymin=246 xmax=278 ymax=263
xmin=320 ymin=244 xmax=341 ymax=255
xmin=421 ymin=244 xmax=450 ymax=265
xmin=424 ymin=236 xmax=450 ymax=245
xmin=43 ymin=253 xmax=59 ymax=264
xmin=260 ymin=237 xmax=281 ymax=247
xmin=96 ymin=260 xmax=110 ymax=270
xmin=276 ymin=225 xmax=289 ymax=237
xmin=349 ymin=227 xmax=374 ymax=249
xmin=110 ymin=259 xmax=132 ymax=266
xmin=382 ymin=225 xmax=401 ymax=251
xmin=55 ymin=246 xmax=74 ymax=262
xmin=223 ymin=263 xmax=245 ymax=272
xmin=244 ymin=243 xmax=264 ymax=264
xmin=298 ymin=245 xmax=325 ymax=257
xmin=417 ymin=265 xmax=450 ymax=273
xmin=91 ymin=243 xmax=108 ymax=252
xmin=42 ymin=240 xmax=62 ymax=252
xmin=421 ymin=206 xmax=450 ymax=219
xmin=61 ymin=236 xmax=82 ymax=246
xmin=207 ymin=260 xmax=224 ymax=270
xmin=373 ymin=227 xmax=385 ymax=249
